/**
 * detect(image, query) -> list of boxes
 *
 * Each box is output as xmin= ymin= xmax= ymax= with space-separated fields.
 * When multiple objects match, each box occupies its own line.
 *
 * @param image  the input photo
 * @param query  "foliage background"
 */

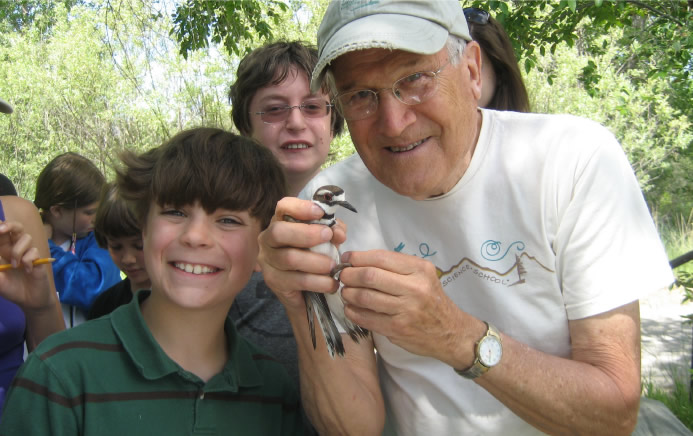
xmin=0 ymin=0 xmax=691 ymax=237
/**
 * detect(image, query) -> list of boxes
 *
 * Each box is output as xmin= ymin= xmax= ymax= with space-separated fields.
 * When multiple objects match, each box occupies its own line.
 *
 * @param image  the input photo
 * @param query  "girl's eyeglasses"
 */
xmin=252 ymin=100 xmax=332 ymax=124
xmin=464 ymin=7 xmax=490 ymax=25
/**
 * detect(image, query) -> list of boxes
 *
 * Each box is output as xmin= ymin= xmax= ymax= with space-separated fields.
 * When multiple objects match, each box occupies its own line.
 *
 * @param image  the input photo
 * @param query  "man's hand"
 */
xmin=257 ymin=197 xmax=347 ymax=309
xmin=338 ymin=249 xmax=479 ymax=367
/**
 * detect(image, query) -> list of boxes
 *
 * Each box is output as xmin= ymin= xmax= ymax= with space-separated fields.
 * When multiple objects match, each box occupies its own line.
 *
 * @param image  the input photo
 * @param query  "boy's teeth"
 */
xmin=285 ymin=143 xmax=308 ymax=149
xmin=175 ymin=262 xmax=217 ymax=274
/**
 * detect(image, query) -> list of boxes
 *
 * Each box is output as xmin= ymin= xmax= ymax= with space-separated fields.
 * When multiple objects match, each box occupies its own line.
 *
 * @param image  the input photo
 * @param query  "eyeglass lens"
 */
xmin=463 ymin=8 xmax=490 ymax=25
xmin=334 ymin=68 xmax=443 ymax=121
xmin=257 ymin=100 xmax=331 ymax=123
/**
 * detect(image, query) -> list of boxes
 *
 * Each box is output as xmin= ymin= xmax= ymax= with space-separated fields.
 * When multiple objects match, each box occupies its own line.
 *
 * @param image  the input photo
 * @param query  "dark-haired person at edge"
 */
xmin=256 ymin=1 xmax=674 ymax=435
xmin=0 ymin=98 xmax=64 ymax=418
xmin=228 ymin=40 xmax=345 ymax=435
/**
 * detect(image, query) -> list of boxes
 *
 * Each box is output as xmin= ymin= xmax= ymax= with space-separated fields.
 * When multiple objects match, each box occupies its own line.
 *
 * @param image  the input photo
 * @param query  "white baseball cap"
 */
xmin=311 ymin=0 xmax=472 ymax=91
xmin=0 ymin=98 xmax=12 ymax=114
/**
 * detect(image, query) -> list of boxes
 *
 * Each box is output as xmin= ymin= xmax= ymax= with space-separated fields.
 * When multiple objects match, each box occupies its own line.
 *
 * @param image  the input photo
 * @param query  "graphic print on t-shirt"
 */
xmin=395 ymin=238 xmax=554 ymax=289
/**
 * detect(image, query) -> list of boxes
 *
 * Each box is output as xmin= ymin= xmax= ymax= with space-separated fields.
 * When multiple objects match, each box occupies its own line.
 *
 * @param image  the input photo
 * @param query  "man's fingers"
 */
xmin=273 ymin=196 xmax=325 ymax=222
xmin=341 ymin=249 xmax=422 ymax=274
xmin=260 ymin=220 xmax=333 ymax=253
xmin=342 ymin=285 xmax=400 ymax=316
xmin=259 ymin=243 xmax=337 ymax=276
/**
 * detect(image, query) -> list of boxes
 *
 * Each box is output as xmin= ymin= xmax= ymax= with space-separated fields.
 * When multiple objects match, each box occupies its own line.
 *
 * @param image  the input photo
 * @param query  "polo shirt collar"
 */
xmin=111 ymin=290 xmax=264 ymax=390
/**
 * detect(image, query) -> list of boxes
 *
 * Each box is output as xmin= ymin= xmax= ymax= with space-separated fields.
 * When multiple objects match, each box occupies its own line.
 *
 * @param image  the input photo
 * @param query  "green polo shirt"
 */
xmin=0 ymin=291 xmax=303 ymax=435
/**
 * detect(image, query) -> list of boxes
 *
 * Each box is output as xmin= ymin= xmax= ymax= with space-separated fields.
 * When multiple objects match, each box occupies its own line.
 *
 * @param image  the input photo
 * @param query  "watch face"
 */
xmin=478 ymin=336 xmax=502 ymax=367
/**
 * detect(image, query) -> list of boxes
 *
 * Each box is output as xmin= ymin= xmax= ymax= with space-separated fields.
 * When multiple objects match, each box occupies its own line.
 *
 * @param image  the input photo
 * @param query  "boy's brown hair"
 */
xmin=93 ymin=182 xmax=141 ymax=248
xmin=34 ymin=152 xmax=105 ymax=215
xmin=229 ymin=40 xmax=344 ymax=137
xmin=116 ymin=127 xmax=286 ymax=230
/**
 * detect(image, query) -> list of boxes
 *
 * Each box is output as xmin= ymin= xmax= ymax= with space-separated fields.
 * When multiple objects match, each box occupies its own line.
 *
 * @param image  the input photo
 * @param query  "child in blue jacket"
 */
xmin=34 ymin=152 xmax=121 ymax=326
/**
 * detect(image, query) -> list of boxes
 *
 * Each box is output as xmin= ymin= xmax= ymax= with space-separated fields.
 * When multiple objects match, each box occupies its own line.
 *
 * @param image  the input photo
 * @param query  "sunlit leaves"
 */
xmin=171 ymin=0 xmax=288 ymax=59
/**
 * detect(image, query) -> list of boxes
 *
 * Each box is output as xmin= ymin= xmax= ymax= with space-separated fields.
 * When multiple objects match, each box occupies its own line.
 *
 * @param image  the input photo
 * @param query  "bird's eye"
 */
xmin=325 ymin=193 xmax=333 ymax=201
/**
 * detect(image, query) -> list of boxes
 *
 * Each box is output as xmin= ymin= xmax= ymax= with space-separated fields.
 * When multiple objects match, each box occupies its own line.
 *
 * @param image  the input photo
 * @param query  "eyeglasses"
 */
xmin=252 ymin=100 xmax=332 ymax=124
xmin=333 ymin=62 xmax=449 ymax=121
xmin=464 ymin=7 xmax=490 ymax=25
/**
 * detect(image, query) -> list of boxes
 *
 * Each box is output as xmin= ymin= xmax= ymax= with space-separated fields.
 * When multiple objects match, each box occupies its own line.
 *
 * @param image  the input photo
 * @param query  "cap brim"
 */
xmin=0 ymin=98 xmax=13 ymax=114
xmin=311 ymin=14 xmax=449 ymax=92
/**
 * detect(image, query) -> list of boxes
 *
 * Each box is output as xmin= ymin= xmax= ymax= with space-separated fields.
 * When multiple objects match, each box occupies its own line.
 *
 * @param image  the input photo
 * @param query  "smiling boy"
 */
xmin=0 ymin=128 xmax=301 ymax=435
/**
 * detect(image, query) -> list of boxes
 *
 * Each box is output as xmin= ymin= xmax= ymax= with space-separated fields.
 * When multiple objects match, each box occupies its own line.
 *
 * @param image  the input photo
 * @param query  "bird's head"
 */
xmin=313 ymin=185 xmax=357 ymax=214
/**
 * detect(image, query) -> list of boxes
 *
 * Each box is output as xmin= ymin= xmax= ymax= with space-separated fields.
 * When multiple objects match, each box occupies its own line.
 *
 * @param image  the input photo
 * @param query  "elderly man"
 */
xmin=257 ymin=1 xmax=674 ymax=435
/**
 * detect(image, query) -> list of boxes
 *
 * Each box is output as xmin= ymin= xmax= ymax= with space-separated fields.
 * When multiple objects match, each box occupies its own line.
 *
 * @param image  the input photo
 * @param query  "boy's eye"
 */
xmin=108 ymin=244 xmax=123 ymax=251
xmin=161 ymin=209 xmax=184 ymax=217
xmin=219 ymin=217 xmax=242 ymax=226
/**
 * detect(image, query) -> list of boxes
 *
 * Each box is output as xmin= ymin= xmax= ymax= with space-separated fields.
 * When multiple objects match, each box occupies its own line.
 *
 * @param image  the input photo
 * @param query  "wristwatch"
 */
xmin=454 ymin=321 xmax=503 ymax=379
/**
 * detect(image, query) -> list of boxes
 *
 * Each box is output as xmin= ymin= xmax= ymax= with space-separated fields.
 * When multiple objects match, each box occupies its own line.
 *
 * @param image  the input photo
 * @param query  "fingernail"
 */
xmin=311 ymin=204 xmax=323 ymax=216
xmin=341 ymin=251 xmax=352 ymax=262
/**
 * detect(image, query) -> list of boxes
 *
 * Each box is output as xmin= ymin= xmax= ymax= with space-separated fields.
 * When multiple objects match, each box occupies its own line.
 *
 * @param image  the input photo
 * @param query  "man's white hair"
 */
xmin=446 ymin=34 xmax=467 ymax=65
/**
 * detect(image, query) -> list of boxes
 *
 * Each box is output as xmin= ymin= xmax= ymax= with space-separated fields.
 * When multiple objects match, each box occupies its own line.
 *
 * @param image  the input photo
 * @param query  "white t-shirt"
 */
xmin=301 ymin=109 xmax=674 ymax=435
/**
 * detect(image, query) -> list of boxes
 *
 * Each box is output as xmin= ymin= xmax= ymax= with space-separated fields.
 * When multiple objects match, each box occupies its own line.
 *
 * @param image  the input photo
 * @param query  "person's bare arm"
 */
xmin=0 ymin=196 xmax=64 ymax=350
xmin=258 ymin=197 xmax=385 ymax=435
xmin=340 ymin=249 xmax=640 ymax=436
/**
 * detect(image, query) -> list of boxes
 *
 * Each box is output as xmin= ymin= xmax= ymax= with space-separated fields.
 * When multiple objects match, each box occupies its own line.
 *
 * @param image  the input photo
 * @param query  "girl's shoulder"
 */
xmin=0 ymin=196 xmax=39 ymax=220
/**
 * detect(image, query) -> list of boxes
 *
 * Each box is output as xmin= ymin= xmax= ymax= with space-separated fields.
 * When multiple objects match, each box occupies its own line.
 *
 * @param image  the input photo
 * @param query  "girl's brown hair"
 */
xmin=229 ymin=40 xmax=345 ymax=137
xmin=34 ymin=152 xmax=105 ymax=218
xmin=468 ymin=14 xmax=530 ymax=112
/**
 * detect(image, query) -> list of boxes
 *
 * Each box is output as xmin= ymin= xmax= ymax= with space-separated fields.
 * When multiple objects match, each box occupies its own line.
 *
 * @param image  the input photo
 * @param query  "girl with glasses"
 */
xmin=230 ymin=41 xmax=345 ymax=197
xmin=228 ymin=41 xmax=347 ymax=436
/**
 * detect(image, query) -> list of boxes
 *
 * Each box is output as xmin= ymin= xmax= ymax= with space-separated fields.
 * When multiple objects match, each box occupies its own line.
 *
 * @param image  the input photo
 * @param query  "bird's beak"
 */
xmin=337 ymin=201 xmax=357 ymax=213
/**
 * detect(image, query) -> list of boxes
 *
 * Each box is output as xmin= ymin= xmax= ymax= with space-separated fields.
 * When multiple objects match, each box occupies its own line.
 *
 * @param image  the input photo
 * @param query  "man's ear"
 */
xmin=465 ymin=41 xmax=483 ymax=101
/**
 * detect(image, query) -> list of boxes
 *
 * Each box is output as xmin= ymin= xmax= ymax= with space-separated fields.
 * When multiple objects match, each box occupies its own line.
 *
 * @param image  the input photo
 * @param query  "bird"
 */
xmin=284 ymin=185 xmax=369 ymax=358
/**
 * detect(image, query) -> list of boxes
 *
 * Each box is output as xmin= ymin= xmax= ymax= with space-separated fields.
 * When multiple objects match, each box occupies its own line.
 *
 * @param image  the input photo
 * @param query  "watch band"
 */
xmin=454 ymin=321 xmax=502 ymax=380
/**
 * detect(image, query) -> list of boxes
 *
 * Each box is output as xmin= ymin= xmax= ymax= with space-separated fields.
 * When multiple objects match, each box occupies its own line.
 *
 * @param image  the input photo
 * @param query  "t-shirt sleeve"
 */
xmin=552 ymin=126 xmax=674 ymax=319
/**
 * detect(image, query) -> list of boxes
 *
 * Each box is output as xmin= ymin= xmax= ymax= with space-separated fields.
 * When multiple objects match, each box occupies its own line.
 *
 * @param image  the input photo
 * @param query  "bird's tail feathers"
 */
xmin=346 ymin=324 xmax=370 ymax=343
xmin=303 ymin=292 xmax=317 ymax=350
xmin=305 ymin=291 xmax=345 ymax=358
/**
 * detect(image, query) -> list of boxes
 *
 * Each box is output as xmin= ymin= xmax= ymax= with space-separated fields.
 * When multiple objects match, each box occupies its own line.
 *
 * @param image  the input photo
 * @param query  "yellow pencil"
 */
xmin=0 ymin=258 xmax=55 ymax=271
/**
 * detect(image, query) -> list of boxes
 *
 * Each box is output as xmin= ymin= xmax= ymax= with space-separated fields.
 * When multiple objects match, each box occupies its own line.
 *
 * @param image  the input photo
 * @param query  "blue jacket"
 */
xmin=49 ymin=232 xmax=121 ymax=311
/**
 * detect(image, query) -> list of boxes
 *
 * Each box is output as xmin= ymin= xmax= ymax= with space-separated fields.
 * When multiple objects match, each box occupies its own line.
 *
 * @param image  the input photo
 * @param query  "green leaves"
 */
xmin=170 ymin=0 xmax=288 ymax=59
